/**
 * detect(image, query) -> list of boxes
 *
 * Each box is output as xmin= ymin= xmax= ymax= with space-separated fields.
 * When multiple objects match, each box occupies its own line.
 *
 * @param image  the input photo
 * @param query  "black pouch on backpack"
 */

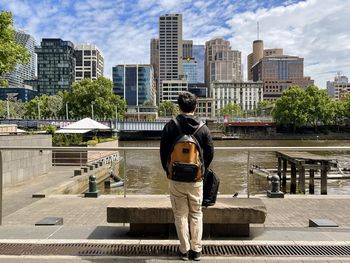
xmin=172 ymin=162 xmax=199 ymax=182
xmin=202 ymin=168 xmax=220 ymax=207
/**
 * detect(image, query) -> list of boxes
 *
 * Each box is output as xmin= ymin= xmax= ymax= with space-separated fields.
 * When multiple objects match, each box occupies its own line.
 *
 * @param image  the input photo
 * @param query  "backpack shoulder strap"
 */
xmin=192 ymin=121 xmax=205 ymax=136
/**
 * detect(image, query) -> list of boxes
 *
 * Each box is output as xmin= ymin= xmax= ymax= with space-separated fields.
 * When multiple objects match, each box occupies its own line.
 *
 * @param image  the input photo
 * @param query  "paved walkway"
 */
xmin=1 ymin=166 xmax=350 ymax=262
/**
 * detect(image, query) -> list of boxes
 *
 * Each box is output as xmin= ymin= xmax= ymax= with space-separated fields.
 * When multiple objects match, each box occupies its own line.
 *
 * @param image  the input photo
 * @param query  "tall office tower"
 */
xmin=252 ymin=55 xmax=314 ymax=101
xmin=247 ymin=39 xmax=283 ymax=80
xmin=182 ymin=40 xmax=193 ymax=59
xmin=0 ymin=30 xmax=36 ymax=88
xmin=159 ymin=14 xmax=183 ymax=101
xmin=26 ymin=38 xmax=75 ymax=95
xmin=193 ymin=44 xmax=205 ymax=83
xmin=112 ymin=64 xmax=155 ymax=106
xmin=182 ymin=59 xmax=197 ymax=84
xmin=74 ymin=44 xmax=104 ymax=81
xmin=327 ymin=74 xmax=350 ymax=100
xmin=205 ymin=38 xmax=242 ymax=96
xmin=150 ymin=38 xmax=159 ymax=104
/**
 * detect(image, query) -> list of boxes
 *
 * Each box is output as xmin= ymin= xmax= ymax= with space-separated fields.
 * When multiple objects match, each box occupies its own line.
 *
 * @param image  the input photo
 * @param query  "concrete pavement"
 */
xmin=1 ymin=165 xmax=350 ymax=262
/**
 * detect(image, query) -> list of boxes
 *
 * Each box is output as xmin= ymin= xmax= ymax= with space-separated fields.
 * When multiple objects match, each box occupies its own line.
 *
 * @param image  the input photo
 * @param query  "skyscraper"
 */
xmin=182 ymin=40 xmax=193 ymax=59
xmin=252 ymin=54 xmax=314 ymax=101
xmin=205 ymin=38 xmax=242 ymax=96
xmin=74 ymin=44 xmax=104 ymax=81
xmin=27 ymin=38 xmax=75 ymax=95
xmin=158 ymin=14 xmax=183 ymax=101
xmin=247 ymin=39 xmax=283 ymax=80
xmin=150 ymin=38 xmax=159 ymax=104
xmin=0 ymin=30 xmax=36 ymax=88
xmin=112 ymin=64 xmax=155 ymax=106
xmin=193 ymin=45 xmax=205 ymax=83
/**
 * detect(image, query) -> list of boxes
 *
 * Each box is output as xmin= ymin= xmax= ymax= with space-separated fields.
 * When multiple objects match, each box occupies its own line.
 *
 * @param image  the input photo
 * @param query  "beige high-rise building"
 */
xmin=159 ymin=14 xmax=183 ymax=82
xmin=205 ymin=38 xmax=242 ymax=96
xmin=74 ymin=44 xmax=104 ymax=81
xmin=182 ymin=40 xmax=193 ymax=59
xmin=150 ymin=38 xmax=159 ymax=104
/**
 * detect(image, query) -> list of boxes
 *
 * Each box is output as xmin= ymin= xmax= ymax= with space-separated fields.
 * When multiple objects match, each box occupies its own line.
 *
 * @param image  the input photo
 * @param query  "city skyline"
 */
xmin=0 ymin=0 xmax=349 ymax=88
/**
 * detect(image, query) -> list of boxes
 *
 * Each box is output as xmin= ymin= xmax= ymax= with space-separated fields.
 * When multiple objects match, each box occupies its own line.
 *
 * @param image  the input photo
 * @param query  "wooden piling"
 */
xmin=321 ymin=165 xmax=328 ymax=195
xmin=298 ymin=167 xmax=305 ymax=194
xmin=309 ymin=169 xmax=315 ymax=194
xmin=290 ymin=163 xmax=297 ymax=194
xmin=282 ymin=159 xmax=287 ymax=192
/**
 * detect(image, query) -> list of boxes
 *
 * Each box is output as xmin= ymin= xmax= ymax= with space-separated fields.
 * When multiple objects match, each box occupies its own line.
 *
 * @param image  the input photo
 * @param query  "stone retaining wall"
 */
xmin=0 ymin=135 xmax=52 ymax=187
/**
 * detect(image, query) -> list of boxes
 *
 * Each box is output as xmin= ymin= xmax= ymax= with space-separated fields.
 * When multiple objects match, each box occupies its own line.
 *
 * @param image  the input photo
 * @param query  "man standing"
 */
xmin=160 ymin=92 xmax=214 ymax=261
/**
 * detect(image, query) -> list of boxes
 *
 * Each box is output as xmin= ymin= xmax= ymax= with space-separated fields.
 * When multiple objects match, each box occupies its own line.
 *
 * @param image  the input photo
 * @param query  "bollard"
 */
xmin=84 ymin=175 xmax=100 ymax=198
xmin=89 ymin=175 xmax=97 ymax=192
xmin=267 ymin=174 xmax=284 ymax=198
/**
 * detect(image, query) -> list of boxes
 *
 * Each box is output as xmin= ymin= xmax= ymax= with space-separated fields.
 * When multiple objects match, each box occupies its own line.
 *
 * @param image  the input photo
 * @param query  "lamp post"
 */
xmin=6 ymin=97 xmax=9 ymax=119
xmin=38 ymin=96 xmax=41 ymax=120
xmin=91 ymin=102 xmax=94 ymax=119
xmin=65 ymin=103 xmax=69 ymax=120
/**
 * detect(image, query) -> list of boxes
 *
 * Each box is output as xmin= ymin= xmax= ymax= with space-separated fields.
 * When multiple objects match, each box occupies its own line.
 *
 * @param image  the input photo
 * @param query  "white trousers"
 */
xmin=169 ymin=179 xmax=203 ymax=253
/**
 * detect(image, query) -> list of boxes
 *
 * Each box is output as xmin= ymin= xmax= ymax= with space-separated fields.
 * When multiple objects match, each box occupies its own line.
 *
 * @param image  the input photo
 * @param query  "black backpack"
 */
xmin=202 ymin=168 xmax=220 ymax=207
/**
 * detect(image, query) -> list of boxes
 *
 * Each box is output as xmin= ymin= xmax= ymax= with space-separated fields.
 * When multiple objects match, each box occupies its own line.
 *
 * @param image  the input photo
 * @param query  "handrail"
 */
xmin=1 ymin=146 xmax=350 ymax=225
xmin=0 ymin=146 xmax=350 ymax=151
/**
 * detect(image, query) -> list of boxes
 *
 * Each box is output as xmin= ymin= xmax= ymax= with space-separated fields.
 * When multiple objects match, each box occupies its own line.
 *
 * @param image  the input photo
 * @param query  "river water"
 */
xmin=103 ymin=139 xmax=350 ymax=196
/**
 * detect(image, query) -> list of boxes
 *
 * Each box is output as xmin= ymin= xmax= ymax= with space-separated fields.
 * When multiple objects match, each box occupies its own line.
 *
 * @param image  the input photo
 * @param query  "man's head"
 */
xmin=177 ymin=91 xmax=197 ymax=113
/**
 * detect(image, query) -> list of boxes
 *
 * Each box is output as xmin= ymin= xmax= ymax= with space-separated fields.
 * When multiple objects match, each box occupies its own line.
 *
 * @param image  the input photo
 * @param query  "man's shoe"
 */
xmin=178 ymin=250 xmax=189 ymax=261
xmin=190 ymin=250 xmax=201 ymax=261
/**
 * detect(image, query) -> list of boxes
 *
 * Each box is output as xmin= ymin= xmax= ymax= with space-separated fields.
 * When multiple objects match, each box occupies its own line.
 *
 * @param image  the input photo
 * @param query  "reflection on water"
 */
xmin=102 ymin=139 xmax=350 ymax=195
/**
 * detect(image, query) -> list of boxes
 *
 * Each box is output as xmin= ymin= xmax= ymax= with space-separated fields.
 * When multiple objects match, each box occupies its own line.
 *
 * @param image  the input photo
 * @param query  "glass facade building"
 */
xmin=182 ymin=60 xmax=197 ymax=84
xmin=0 ymin=87 xmax=37 ymax=102
xmin=27 ymin=38 xmax=75 ymax=95
xmin=0 ymin=31 xmax=36 ymax=88
xmin=193 ymin=45 xmax=205 ymax=83
xmin=112 ymin=64 xmax=155 ymax=106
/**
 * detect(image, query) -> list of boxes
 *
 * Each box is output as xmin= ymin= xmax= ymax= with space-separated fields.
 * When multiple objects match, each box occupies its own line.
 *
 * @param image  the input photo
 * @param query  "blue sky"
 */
xmin=1 ymin=0 xmax=349 ymax=88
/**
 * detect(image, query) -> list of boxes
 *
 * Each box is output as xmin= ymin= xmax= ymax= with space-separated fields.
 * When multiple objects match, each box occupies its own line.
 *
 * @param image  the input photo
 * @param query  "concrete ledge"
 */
xmin=107 ymin=196 xmax=266 ymax=237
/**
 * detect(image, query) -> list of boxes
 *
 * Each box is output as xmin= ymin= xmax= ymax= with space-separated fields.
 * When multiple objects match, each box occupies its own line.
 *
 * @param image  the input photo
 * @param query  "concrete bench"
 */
xmin=107 ymin=196 xmax=266 ymax=237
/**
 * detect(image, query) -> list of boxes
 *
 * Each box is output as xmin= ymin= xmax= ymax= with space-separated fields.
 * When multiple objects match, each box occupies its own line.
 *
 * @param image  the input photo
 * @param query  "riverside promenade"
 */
xmin=1 ymin=166 xmax=350 ymax=262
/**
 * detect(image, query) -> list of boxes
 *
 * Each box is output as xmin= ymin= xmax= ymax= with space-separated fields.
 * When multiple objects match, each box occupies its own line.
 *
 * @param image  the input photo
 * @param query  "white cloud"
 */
xmin=227 ymin=0 xmax=350 ymax=87
xmin=1 ymin=0 xmax=349 ymax=88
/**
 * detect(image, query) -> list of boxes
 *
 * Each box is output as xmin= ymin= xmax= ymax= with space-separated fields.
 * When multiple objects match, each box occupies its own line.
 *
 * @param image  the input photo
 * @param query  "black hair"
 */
xmin=177 ymin=91 xmax=197 ymax=113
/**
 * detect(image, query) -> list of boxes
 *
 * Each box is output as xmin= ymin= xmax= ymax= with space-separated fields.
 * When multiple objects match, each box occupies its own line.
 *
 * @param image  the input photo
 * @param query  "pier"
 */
xmin=276 ymin=151 xmax=338 ymax=194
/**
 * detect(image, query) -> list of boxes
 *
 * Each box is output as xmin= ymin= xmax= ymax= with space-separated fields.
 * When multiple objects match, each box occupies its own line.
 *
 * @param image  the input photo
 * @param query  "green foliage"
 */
xmin=158 ymin=101 xmax=178 ymax=117
xmin=273 ymin=85 xmax=339 ymax=132
xmin=256 ymin=101 xmax=274 ymax=116
xmin=52 ymin=134 xmax=83 ymax=146
xmin=61 ymin=77 xmax=126 ymax=119
xmin=304 ymin=86 xmax=334 ymax=131
xmin=43 ymin=124 xmax=56 ymax=135
xmin=86 ymin=139 xmax=98 ymax=146
xmin=24 ymin=94 xmax=63 ymax=119
xmin=272 ymin=86 xmax=308 ymax=132
xmin=0 ymin=11 xmax=30 ymax=86
xmin=0 ymin=99 xmax=26 ymax=118
xmin=344 ymin=94 xmax=350 ymax=124
xmin=218 ymin=103 xmax=241 ymax=118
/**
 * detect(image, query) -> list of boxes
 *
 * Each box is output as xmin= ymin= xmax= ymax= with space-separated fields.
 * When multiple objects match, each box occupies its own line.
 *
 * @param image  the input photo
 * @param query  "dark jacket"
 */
xmin=160 ymin=114 xmax=214 ymax=172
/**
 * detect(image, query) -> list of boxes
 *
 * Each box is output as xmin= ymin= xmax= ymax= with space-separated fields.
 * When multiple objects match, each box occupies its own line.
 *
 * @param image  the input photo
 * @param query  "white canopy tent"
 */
xmin=56 ymin=118 xmax=111 ymax=134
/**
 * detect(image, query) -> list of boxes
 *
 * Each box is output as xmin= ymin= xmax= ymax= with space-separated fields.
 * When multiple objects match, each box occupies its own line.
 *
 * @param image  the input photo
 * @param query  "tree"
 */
xmin=218 ymin=103 xmax=241 ymax=118
xmin=62 ymin=77 xmax=126 ymax=119
xmin=304 ymin=86 xmax=334 ymax=131
xmin=331 ymin=99 xmax=345 ymax=127
xmin=256 ymin=101 xmax=274 ymax=117
xmin=0 ymin=99 xmax=25 ymax=118
xmin=343 ymin=94 xmax=350 ymax=125
xmin=0 ymin=11 xmax=30 ymax=86
xmin=158 ymin=101 xmax=178 ymax=117
xmin=272 ymin=86 xmax=308 ymax=132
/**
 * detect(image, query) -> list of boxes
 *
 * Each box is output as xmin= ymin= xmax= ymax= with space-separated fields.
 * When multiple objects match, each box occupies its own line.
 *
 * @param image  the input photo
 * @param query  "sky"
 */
xmin=1 ymin=0 xmax=349 ymax=88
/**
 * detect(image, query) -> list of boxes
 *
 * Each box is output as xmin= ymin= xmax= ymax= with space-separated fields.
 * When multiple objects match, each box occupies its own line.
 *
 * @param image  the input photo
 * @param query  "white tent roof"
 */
xmin=56 ymin=118 xmax=111 ymax=134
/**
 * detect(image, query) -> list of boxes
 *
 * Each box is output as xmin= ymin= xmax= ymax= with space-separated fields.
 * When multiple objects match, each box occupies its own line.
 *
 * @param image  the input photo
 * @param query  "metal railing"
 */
xmin=1 ymin=146 xmax=350 ymax=226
